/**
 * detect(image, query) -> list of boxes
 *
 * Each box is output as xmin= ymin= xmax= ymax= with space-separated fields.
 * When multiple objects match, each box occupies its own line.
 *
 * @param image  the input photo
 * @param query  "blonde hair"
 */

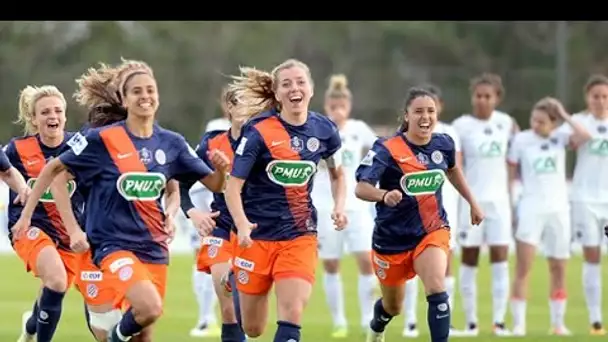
xmin=73 ymin=58 xmax=154 ymax=127
xmin=227 ymin=59 xmax=313 ymax=121
xmin=16 ymin=85 xmax=67 ymax=135
xmin=325 ymin=74 xmax=351 ymax=100
xmin=533 ymin=97 xmax=565 ymax=124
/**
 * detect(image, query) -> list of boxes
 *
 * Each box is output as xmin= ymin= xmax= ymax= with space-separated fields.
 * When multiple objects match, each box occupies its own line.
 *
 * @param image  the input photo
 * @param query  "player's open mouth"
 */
xmin=419 ymin=122 xmax=431 ymax=132
xmin=289 ymin=95 xmax=303 ymax=104
xmin=47 ymin=123 xmax=59 ymax=129
xmin=139 ymin=102 xmax=153 ymax=109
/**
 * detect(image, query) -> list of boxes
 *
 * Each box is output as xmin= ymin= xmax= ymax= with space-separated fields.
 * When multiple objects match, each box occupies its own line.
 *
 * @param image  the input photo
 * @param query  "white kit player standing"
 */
xmin=311 ymin=74 xmax=378 ymax=338
xmin=186 ymin=114 xmax=231 ymax=338
xmin=452 ymin=74 xmax=518 ymax=337
xmin=508 ymin=98 xmax=589 ymax=336
xmin=401 ymin=84 xmax=463 ymax=338
xmin=556 ymin=75 xmax=608 ymax=336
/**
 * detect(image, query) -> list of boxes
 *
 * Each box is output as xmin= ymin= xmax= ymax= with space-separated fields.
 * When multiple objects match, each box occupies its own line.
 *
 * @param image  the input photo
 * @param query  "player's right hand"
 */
xmin=189 ymin=209 xmax=220 ymax=237
xmin=470 ymin=203 xmax=484 ymax=226
xmin=382 ymin=189 xmax=402 ymax=207
xmin=11 ymin=215 xmax=31 ymax=241
xmin=13 ymin=186 xmax=31 ymax=206
xmin=237 ymin=221 xmax=257 ymax=248
xmin=69 ymin=230 xmax=89 ymax=253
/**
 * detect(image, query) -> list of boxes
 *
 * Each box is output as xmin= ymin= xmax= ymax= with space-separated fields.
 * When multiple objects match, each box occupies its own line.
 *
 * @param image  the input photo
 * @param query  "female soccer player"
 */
xmin=13 ymin=58 xmax=231 ymax=342
xmin=451 ymin=73 xmax=518 ymax=336
xmin=180 ymin=86 xmax=246 ymax=342
xmin=557 ymin=74 xmax=608 ymax=335
xmin=401 ymin=84 xmax=463 ymax=338
xmin=6 ymin=85 xmax=88 ymax=342
xmin=355 ymin=87 xmax=482 ymax=342
xmin=508 ymin=97 xmax=589 ymax=336
xmin=223 ymin=59 xmax=347 ymax=342
xmin=311 ymin=74 xmax=377 ymax=337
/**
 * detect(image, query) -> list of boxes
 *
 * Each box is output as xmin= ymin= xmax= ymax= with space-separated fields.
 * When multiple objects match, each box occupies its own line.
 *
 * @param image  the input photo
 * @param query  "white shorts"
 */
xmin=515 ymin=203 xmax=571 ymax=259
xmin=317 ymin=209 xmax=373 ymax=260
xmin=458 ymin=199 xmax=512 ymax=247
xmin=571 ymin=202 xmax=608 ymax=247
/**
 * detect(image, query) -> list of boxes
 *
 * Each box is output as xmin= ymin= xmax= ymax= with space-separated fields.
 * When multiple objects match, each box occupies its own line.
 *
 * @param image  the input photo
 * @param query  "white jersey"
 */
xmin=205 ymin=117 xmax=231 ymax=132
xmin=452 ymin=111 xmax=515 ymax=202
xmin=434 ymin=122 xmax=461 ymax=215
xmin=557 ymin=112 xmax=608 ymax=203
xmin=312 ymin=119 xmax=377 ymax=211
xmin=508 ymin=129 xmax=569 ymax=210
xmin=0 ymin=181 xmax=7 ymax=231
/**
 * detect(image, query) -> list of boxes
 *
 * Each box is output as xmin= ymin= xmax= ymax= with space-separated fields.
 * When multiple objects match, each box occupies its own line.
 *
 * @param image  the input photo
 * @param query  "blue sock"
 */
xmin=112 ymin=308 xmax=143 ymax=339
xmin=229 ymin=271 xmax=244 ymax=329
xmin=25 ymin=300 xmax=38 ymax=335
xmin=427 ymin=292 xmax=450 ymax=342
xmin=222 ymin=323 xmax=246 ymax=342
xmin=369 ymin=298 xmax=393 ymax=333
xmin=36 ymin=287 xmax=66 ymax=342
xmin=273 ymin=320 xmax=300 ymax=342
xmin=83 ymin=302 xmax=96 ymax=338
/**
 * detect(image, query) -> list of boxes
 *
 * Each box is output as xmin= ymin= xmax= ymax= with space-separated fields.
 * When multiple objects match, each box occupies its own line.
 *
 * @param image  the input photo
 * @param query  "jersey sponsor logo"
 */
xmin=67 ymin=132 xmax=88 ymax=155
xmin=235 ymin=137 xmax=248 ymax=156
xmin=400 ymin=169 xmax=446 ymax=196
xmin=234 ymin=257 xmax=255 ymax=271
xmin=109 ymin=257 xmax=135 ymax=273
xmin=290 ymin=136 xmax=304 ymax=152
xmin=588 ymin=138 xmax=608 ymax=156
xmin=532 ymin=156 xmax=557 ymax=174
xmin=26 ymin=178 xmax=77 ymax=203
xmin=202 ymin=236 xmax=224 ymax=246
xmin=80 ymin=271 xmax=103 ymax=282
xmin=266 ymin=160 xmax=316 ymax=187
xmin=478 ymin=141 xmax=504 ymax=158
xmin=116 ymin=172 xmax=166 ymax=201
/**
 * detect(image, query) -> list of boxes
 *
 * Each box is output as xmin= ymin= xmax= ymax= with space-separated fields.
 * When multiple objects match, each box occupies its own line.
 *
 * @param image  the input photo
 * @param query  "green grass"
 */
xmin=0 ymin=254 xmax=607 ymax=341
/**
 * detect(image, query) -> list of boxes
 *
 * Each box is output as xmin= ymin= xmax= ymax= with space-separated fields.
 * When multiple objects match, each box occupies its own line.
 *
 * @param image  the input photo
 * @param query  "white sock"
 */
xmin=510 ymin=299 xmax=526 ymax=330
xmin=403 ymin=277 xmax=419 ymax=326
xmin=444 ymin=276 xmax=455 ymax=310
xmin=459 ymin=265 xmax=478 ymax=325
xmin=323 ymin=272 xmax=347 ymax=327
xmin=583 ymin=262 xmax=602 ymax=324
xmin=491 ymin=261 xmax=509 ymax=324
xmin=358 ymin=274 xmax=377 ymax=328
xmin=193 ymin=267 xmax=217 ymax=325
xmin=549 ymin=298 xmax=567 ymax=328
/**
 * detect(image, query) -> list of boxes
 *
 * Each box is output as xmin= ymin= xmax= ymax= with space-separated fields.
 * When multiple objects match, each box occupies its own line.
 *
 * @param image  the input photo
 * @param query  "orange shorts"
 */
xmin=13 ymin=227 xmax=80 ymax=287
xmin=99 ymin=250 xmax=168 ymax=308
xmin=196 ymin=235 xmax=233 ymax=274
xmin=74 ymin=250 xmax=120 ymax=307
xmin=371 ymin=229 xmax=450 ymax=287
xmin=231 ymin=234 xmax=318 ymax=295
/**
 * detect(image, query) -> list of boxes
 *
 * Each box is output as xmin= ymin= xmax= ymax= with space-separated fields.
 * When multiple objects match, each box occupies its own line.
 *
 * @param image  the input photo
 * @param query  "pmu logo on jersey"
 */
xmin=266 ymin=160 xmax=316 ymax=187
xmin=80 ymin=271 xmax=103 ymax=282
xmin=533 ymin=156 xmax=557 ymax=174
xmin=26 ymin=178 xmax=77 ymax=203
xmin=117 ymin=172 xmax=167 ymax=201
xmin=588 ymin=138 xmax=608 ymax=156
xmin=478 ymin=141 xmax=503 ymax=158
xmin=400 ymin=169 xmax=446 ymax=196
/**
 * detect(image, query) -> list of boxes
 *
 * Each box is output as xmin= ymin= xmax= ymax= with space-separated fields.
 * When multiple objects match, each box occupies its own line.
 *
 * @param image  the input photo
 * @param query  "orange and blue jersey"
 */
xmin=0 ymin=146 xmax=11 ymax=172
xmin=355 ymin=132 xmax=456 ymax=254
xmin=230 ymin=109 xmax=342 ymax=241
xmin=180 ymin=129 xmax=236 ymax=241
xmin=5 ymin=133 xmax=86 ymax=250
xmin=58 ymin=121 xmax=213 ymax=265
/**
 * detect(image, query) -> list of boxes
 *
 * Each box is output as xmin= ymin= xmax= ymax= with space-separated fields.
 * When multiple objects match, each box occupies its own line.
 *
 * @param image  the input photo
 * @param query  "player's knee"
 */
xmin=422 ymin=274 xmax=445 ymax=295
xmin=243 ymin=323 xmax=265 ymax=338
xmin=43 ymin=270 xmax=68 ymax=292
xmin=219 ymin=298 xmax=236 ymax=322
xmin=277 ymin=297 xmax=306 ymax=324
xmin=135 ymin=295 xmax=163 ymax=324
xmin=323 ymin=259 xmax=340 ymax=273
xmin=383 ymin=297 xmax=403 ymax=316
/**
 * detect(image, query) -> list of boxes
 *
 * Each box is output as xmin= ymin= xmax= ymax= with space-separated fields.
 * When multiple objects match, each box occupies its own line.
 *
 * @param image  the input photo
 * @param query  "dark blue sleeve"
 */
xmin=442 ymin=134 xmax=456 ymax=169
xmin=231 ymin=125 xmax=263 ymax=180
xmin=355 ymin=140 xmax=391 ymax=186
xmin=0 ymin=147 xmax=11 ymax=172
xmin=321 ymin=123 xmax=342 ymax=159
xmin=59 ymin=131 xmax=104 ymax=185
xmin=179 ymin=180 xmax=196 ymax=217
xmin=170 ymin=135 xmax=213 ymax=183
xmin=196 ymin=134 xmax=213 ymax=171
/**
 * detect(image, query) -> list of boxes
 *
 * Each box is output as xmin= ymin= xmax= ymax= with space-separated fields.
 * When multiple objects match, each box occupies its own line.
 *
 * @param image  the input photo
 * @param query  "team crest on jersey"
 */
xmin=416 ymin=153 xmax=429 ymax=165
xmin=598 ymin=125 xmax=607 ymax=134
xmin=550 ymin=137 xmax=559 ymax=145
xmin=484 ymin=127 xmax=493 ymax=135
xmin=139 ymin=147 xmax=152 ymax=164
xmin=27 ymin=227 xmax=41 ymax=240
xmin=155 ymin=149 xmax=166 ymax=165
xmin=431 ymin=150 xmax=443 ymax=164
xmin=306 ymin=137 xmax=320 ymax=152
xmin=207 ymin=245 xmax=218 ymax=258
xmin=86 ymin=284 xmax=98 ymax=298
xmin=376 ymin=268 xmax=386 ymax=280
xmin=119 ymin=266 xmax=133 ymax=281
xmin=237 ymin=270 xmax=249 ymax=284
xmin=540 ymin=144 xmax=549 ymax=151
xmin=290 ymin=136 xmax=304 ymax=152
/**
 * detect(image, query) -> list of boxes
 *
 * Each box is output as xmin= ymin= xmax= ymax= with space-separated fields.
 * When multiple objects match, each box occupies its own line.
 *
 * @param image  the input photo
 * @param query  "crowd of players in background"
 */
xmin=0 ymin=57 xmax=606 ymax=342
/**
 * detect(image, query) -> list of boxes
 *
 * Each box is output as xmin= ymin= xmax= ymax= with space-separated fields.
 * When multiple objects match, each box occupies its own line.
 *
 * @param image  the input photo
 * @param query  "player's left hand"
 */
xmin=164 ymin=212 xmax=177 ymax=244
xmin=331 ymin=211 xmax=348 ymax=231
xmin=208 ymin=149 xmax=231 ymax=173
xmin=470 ymin=202 xmax=484 ymax=226
xmin=69 ymin=230 xmax=89 ymax=253
xmin=11 ymin=215 xmax=31 ymax=241
xmin=13 ymin=186 xmax=31 ymax=206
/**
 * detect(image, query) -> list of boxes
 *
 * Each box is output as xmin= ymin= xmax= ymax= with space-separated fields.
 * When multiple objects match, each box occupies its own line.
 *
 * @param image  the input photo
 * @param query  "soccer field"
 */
xmin=0 ymin=254 xmax=606 ymax=341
